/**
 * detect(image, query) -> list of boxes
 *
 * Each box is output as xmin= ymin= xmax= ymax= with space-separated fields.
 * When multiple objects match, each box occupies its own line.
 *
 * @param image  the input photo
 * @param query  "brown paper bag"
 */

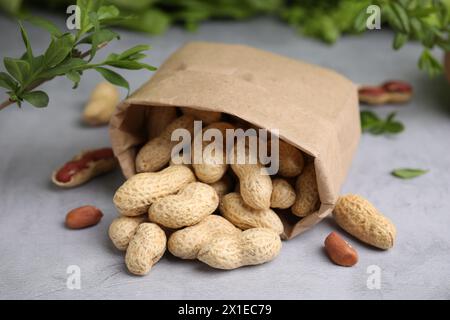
xmin=109 ymin=42 xmax=360 ymax=239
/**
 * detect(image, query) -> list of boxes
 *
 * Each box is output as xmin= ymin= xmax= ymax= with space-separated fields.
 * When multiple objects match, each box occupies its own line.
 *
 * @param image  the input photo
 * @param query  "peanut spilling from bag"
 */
xmin=220 ymin=193 xmax=283 ymax=235
xmin=270 ymin=178 xmax=296 ymax=209
xmin=148 ymin=182 xmax=219 ymax=229
xmin=291 ymin=163 xmax=320 ymax=217
xmin=278 ymin=140 xmax=305 ymax=177
xmin=208 ymin=174 xmax=234 ymax=198
xmin=168 ymin=215 xmax=240 ymax=259
xmin=113 ymin=165 xmax=196 ymax=216
xmin=109 ymin=215 xmax=147 ymax=251
xmin=136 ymin=115 xmax=195 ymax=173
xmin=231 ymin=146 xmax=273 ymax=210
xmin=197 ymin=228 xmax=282 ymax=270
xmin=334 ymin=194 xmax=396 ymax=250
xmin=125 ymin=223 xmax=166 ymax=275
xmin=192 ymin=122 xmax=235 ymax=184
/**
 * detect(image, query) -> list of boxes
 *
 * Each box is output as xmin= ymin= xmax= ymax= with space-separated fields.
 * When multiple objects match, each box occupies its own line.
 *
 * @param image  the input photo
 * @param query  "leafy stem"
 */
xmin=0 ymin=41 xmax=107 ymax=111
xmin=0 ymin=0 xmax=156 ymax=111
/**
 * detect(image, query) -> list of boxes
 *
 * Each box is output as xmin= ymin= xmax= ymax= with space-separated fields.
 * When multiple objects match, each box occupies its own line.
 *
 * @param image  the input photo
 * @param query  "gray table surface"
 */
xmin=1 ymin=11 xmax=450 ymax=300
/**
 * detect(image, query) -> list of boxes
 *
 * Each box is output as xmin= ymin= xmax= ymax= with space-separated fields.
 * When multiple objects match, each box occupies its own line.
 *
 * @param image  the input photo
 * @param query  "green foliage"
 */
xmin=1 ymin=0 xmax=449 ymax=78
xmin=375 ymin=0 xmax=450 ymax=76
xmin=0 ymin=0 xmax=21 ymax=15
xmin=287 ymin=0 xmax=450 ymax=76
xmin=360 ymin=110 xmax=405 ymax=135
xmin=0 ymin=0 xmax=155 ymax=109
xmin=391 ymin=168 xmax=428 ymax=179
xmin=282 ymin=0 xmax=370 ymax=44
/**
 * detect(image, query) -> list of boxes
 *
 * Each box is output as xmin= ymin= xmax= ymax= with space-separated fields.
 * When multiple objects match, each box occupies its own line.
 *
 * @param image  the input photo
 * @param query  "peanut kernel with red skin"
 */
xmin=324 ymin=232 xmax=358 ymax=267
xmin=65 ymin=205 xmax=103 ymax=229
xmin=358 ymin=86 xmax=386 ymax=97
xmin=358 ymin=80 xmax=413 ymax=105
xmin=382 ymin=80 xmax=412 ymax=93
xmin=55 ymin=148 xmax=114 ymax=183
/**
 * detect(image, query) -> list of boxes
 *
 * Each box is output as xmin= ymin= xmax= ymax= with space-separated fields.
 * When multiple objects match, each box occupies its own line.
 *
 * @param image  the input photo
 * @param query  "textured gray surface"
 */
xmin=1 ymin=12 xmax=450 ymax=300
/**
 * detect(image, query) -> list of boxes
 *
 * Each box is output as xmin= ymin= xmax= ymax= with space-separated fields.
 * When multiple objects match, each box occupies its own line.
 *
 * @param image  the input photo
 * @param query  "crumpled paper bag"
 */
xmin=110 ymin=42 xmax=360 ymax=239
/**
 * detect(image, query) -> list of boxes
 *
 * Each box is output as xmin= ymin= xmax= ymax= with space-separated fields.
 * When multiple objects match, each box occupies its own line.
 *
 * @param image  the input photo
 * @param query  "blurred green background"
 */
xmin=1 ymin=0 xmax=450 ymax=76
xmin=0 ymin=0 xmax=446 ymax=42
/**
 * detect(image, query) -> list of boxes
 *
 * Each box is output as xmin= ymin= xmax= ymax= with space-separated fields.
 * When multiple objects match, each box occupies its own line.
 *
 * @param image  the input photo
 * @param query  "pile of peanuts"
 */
xmin=109 ymin=108 xmax=397 ymax=275
xmin=109 ymin=108 xmax=321 ymax=274
xmin=51 ymin=81 xmax=398 ymax=273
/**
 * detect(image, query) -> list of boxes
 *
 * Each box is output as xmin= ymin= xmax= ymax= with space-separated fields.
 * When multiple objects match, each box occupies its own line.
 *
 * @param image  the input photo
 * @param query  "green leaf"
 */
xmin=0 ymin=0 xmax=21 ymax=14
xmin=103 ymin=0 xmax=153 ymax=11
xmin=360 ymin=110 xmax=380 ymax=130
xmin=117 ymin=45 xmax=150 ymax=60
xmin=22 ymin=90 xmax=49 ymax=108
xmin=118 ymin=9 xmax=170 ymax=35
xmin=29 ymin=54 xmax=45 ymax=72
xmin=408 ymin=6 xmax=436 ymax=18
xmin=105 ymin=53 xmax=119 ymax=61
xmin=300 ymin=15 xmax=340 ymax=44
xmin=95 ymin=67 xmax=129 ymax=93
xmin=78 ymin=29 xmax=119 ymax=61
xmin=391 ymin=168 xmax=428 ymax=179
xmin=360 ymin=111 xmax=405 ymax=135
xmin=410 ymin=17 xmax=423 ymax=38
xmin=126 ymin=53 xmax=147 ymax=61
xmin=430 ymin=26 xmax=447 ymax=40
xmin=26 ymin=16 xmax=61 ymax=37
xmin=437 ymin=40 xmax=450 ymax=51
xmin=105 ymin=60 xmax=156 ymax=71
xmin=20 ymin=53 xmax=45 ymax=72
xmin=39 ymin=58 xmax=88 ymax=79
xmin=353 ymin=8 xmax=368 ymax=33
xmin=89 ymin=40 xmax=100 ymax=62
xmin=434 ymin=0 xmax=449 ymax=26
xmin=3 ymin=57 xmax=30 ymax=84
xmin=78 ymin=28 xmax=119 ymax=45
xmin=66 ymin=70 xmax=81 ymax=89
xmin=89 ymin=12 xmax=101 ymax=61
xmin=390 ymin=2 xmax=411 ymax=33
xmin=0 ymin=72 xmax=18 ymax=90
xmin=418 ymin=49 xmax=443 ymax=76
xmin=97 ymin=5 xmax=120 ymax=20
xmin=44 ymin=33 xmax=75 ymax=67
xmin=393 ymin=33 xmax=408 ymax=50
xmin=383 ymin=112 xmax=405 ymax=134
xmin=77 ymin=0 xmax=103 ymax=35
xmin=19 ymin=21 xmax=33 ymax=62
xmin=95 ymin=15 xmax=129 ymax=27
xmin=422 ymin=27 xmax=436 ymax=48
xmin=89 ymin=11 xmax=100 ymax=31
xmin=384 ymin=122 xmax=405 ymax=134
xmin=77 ymin=0 xmax=102 ymax=13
